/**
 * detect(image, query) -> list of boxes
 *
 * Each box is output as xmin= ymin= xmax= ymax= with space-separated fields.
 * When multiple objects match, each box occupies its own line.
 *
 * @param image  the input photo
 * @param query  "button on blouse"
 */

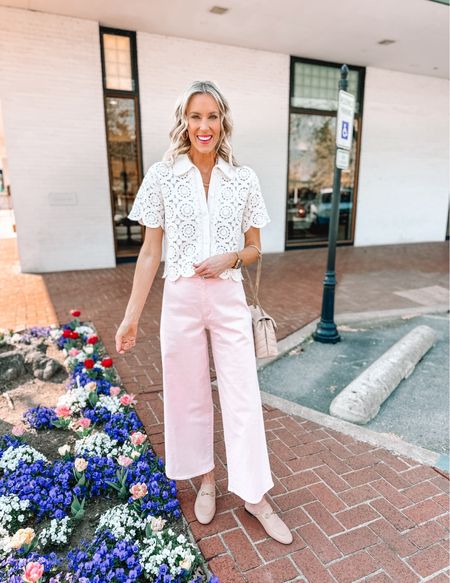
xmin=128 ymin=153 xmax=271 ymax=281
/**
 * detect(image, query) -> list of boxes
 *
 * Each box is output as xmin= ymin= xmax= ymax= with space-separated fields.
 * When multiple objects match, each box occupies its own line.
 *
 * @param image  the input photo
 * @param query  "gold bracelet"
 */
xmin=232 ymin=251 xmax=240 ymax=268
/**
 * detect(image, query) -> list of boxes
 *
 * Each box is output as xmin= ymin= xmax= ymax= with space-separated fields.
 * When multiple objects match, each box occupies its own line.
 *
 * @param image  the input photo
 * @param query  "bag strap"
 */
xmin=243 ymin=254 xmax=262 ymax=307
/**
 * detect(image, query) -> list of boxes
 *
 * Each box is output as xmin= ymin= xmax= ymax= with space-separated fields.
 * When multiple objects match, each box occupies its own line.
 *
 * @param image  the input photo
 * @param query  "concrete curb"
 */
xmin=260 ymin=389 xmax=449 ymax=472
xmin=256 ymin=303 xmax=449 ymax=472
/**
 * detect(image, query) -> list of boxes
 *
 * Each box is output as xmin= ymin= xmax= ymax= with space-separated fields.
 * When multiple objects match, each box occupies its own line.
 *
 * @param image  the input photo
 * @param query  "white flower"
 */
xmin=75 ymin=432 xmax=118 ymax=458
xmin=49 ymin=328 xmax=62 ymax=340
xmin=96 ymin=504 xmax=148 ymax=541
xmin=140 ymin=527 xmax=199 ymax=578
xmin=0 ymin=532 xmax=11 ymax=559
xmin=75 ymin=325 xmax=95 ymax=336
xmin=0 ymin=445 xmax=47 ymax=472
xmin=74 ymin=431 xmax=134 ymax=459
xmin=0 ymin=495 xmax=30 ymax=537
xmin=97 ymin=394 xmax=122 ymax=414
xmin=38 ymin=517 xmax=73 ymax=548
xmin=83 ymin=345 xmax=94 ymax=355
xmin=56 ymin=386 xmax=91 ymax=413
xmin=58 ymin=444 xmax=71 ymax=456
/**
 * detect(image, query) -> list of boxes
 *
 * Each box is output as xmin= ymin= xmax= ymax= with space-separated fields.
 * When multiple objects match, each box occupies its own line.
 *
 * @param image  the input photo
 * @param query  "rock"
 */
xmin=22 ymin=350 xmax=62 ymax=380
xmin=23 ymin=349 xmax=44 ymax=365
xmin=34 ymin=358 xmax=62 ymax=380
xmin=0 ymin=345 xmax=62 ymax=384
xmin=0 ymin=351 xmax=26 ymax=382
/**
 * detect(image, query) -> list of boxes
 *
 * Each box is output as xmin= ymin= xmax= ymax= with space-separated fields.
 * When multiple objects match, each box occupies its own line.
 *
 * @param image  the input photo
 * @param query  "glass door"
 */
xmin=105 ymin=96 xmax=142 ymax=254
xmin=287 ymin=59 xmax=365 ymax=248
xmin=100 ymin=28 xmax=144 ymax=259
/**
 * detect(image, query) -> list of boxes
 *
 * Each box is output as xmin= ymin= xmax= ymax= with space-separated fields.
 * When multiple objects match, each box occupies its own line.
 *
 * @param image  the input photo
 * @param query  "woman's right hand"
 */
xmin=115 ymin=320 xmax=138 ymax=354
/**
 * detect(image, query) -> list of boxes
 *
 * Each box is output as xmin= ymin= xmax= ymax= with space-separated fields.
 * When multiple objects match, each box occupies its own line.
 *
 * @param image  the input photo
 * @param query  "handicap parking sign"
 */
xmin=336 ymin=90 xmax=355 ymax=150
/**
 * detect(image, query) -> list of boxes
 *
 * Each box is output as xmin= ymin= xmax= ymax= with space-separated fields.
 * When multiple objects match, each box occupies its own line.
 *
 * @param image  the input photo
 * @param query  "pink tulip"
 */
xmin=11 ymin=424 xmax=26 ymax=437
xmin=68 ymin=348 xmax=79 ymax=357
xmin=55 ymin=405 xmax=71 ymax=418
xmin=110 ymin=386 xmax=121 ymax=396
xmin=78 ymin=417 xmax=91 ymax=429
xmin=23 ymin=562 xmax=44 ymax=582
xmin=119 ymin=393 xmax=137 ymax=407
xmin=130 ymin=482 xmax=148 ymax=500
xmin=130 ymin=431 xmax=147 ymax=446
xmin=117 ymin=455 xmax=133 ymax=467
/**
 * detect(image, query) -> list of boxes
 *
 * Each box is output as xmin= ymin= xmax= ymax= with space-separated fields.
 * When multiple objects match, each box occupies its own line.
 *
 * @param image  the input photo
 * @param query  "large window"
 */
xmin=287 ymin=58 xmax=365 ymax=247
xmin=100 ymin=27 xmax=143 ymax=258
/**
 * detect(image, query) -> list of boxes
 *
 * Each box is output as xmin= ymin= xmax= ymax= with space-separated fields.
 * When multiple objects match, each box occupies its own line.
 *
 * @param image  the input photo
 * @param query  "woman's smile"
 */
xmin=197 ymin=135 xmax=213 ymax=144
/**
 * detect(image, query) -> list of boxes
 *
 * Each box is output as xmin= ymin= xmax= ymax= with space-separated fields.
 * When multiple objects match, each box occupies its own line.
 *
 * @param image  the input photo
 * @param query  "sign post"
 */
xmin=313 ymin=64 xmax=355 ymax=344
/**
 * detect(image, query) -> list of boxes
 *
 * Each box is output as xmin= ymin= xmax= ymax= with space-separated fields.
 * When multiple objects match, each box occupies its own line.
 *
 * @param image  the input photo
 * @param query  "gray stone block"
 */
xmin=329 ymin=325 xmax=437 ymax=424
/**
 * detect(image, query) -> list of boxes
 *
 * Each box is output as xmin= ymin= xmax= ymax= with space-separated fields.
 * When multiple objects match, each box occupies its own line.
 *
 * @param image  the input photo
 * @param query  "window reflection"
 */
xmin=106 ymin=97 xmax=142 ymax=253
xmin=287 ymin=113 xmax=357 ymax=243
xmin=287 ymin=59 xmax=363 ymax=247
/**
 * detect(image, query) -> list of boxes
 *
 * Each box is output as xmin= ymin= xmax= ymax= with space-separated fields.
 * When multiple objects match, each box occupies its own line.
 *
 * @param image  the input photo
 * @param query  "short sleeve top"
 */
xmin=128 ymin=153 xmax=271 ymax=281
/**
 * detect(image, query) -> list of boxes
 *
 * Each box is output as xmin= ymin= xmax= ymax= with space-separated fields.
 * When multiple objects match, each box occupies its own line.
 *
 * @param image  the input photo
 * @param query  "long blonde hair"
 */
xmin=163 ymin=80 xmax=238 ymax=167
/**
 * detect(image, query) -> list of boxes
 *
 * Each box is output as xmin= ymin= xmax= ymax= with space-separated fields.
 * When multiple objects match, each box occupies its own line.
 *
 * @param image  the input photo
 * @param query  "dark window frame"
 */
xmin=99 ymin=26 xmax=144 ymax=260
xmin=286 ymin=56 xmax=366 ymax=250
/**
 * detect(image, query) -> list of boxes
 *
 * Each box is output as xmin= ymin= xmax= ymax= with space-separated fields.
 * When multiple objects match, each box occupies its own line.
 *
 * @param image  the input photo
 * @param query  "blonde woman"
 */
xmin=115 ymin=80 xmax=292 ymax=545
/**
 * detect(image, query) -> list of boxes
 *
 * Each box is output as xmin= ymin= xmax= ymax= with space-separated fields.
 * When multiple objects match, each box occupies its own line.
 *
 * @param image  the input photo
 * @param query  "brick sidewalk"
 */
xmin=1 ymin=238 xmax=449 ymax=581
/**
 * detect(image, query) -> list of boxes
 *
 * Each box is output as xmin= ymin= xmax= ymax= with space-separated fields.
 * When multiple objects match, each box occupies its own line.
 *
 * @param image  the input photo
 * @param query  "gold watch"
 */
xmin=232 ymin=252 xmax=243 ymax=269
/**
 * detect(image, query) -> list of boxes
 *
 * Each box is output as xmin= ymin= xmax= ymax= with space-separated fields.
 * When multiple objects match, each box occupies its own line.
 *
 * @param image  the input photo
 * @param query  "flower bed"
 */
xmin=0 ymin=312 xmax=217 ymax=583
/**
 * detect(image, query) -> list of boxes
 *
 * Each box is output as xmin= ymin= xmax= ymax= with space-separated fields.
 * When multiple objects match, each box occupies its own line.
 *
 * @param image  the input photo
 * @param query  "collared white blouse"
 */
xmin=128 ymin=153 xmax=271 ymax=281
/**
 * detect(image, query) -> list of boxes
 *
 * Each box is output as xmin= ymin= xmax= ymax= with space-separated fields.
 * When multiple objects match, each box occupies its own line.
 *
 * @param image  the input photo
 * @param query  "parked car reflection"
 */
xmin=309 ymin=188 xmax=353 ymax=226
xmin=287 ymin=188 xmax=316 ymax=232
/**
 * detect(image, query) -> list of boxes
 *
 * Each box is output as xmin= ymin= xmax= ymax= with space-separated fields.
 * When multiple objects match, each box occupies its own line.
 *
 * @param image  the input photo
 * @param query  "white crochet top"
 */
xmin=128 ymin=153 xmax=271 ymax=281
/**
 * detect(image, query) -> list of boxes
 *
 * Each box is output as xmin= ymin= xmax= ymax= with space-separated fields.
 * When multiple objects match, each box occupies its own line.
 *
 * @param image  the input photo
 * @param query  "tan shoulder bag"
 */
xmin=243 ymin=254 xmax=279 ymax=359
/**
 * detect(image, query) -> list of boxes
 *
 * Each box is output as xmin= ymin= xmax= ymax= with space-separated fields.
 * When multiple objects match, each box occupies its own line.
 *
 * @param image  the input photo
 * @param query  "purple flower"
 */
xmin=23 ymin=405 xmax=58 ymax=429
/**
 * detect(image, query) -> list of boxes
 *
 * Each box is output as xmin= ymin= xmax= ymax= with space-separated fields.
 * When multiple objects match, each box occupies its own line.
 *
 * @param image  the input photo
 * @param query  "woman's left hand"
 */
xmin=193 ymin=253 xmax=235 ymax=278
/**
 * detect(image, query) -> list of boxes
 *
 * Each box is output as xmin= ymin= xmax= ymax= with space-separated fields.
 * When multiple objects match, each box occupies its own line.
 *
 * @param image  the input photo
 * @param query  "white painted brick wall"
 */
xmin=136 ymin=33 xmax=290 ymax=254
xmin=0 ymin=6 xmax=114 ymax=272
xmin=355 ymin=67 xmax=449 ymax=246
xmin=1 ymin=5 xmax=447 ymax=274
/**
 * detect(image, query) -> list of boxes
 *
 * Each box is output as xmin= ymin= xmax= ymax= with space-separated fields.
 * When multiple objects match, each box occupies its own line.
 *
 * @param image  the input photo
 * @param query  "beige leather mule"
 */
xmin=194 ymin=484 xmax=216 ymax=524
xmin=244 ymin=503 xmax=293 ymax=545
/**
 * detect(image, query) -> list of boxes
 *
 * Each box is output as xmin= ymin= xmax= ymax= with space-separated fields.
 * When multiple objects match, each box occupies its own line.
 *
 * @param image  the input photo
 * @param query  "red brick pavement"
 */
xmin=2 ymin=238 xmax=448 ymax=394
xmin=0 ymin=239 xmax=58 ymax=330
xmin=1 ymin=238 xmax=449 ymax=582
xmin=138 ymin=392 xmax=449 ymax=582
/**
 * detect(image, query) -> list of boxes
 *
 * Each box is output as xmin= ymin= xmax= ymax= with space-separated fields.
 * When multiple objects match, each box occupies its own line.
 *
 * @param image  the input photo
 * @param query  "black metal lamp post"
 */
xmin=313 ymin=64 xmax=351 ymax=344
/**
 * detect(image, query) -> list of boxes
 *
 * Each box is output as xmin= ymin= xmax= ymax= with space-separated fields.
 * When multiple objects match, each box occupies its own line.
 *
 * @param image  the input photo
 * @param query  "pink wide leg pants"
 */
xmin=160 ymin=275 xmax=274 ymax=503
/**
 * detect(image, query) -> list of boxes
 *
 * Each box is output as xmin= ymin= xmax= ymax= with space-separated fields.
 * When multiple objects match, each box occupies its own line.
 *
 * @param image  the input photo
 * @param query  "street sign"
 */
xmin=336 ymin=148 xmax=350 ymax=170
xmin=314 ymin=64 xmax=350 ymax=344
xmin=336 ymin=90 xmax=355 ymax=151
